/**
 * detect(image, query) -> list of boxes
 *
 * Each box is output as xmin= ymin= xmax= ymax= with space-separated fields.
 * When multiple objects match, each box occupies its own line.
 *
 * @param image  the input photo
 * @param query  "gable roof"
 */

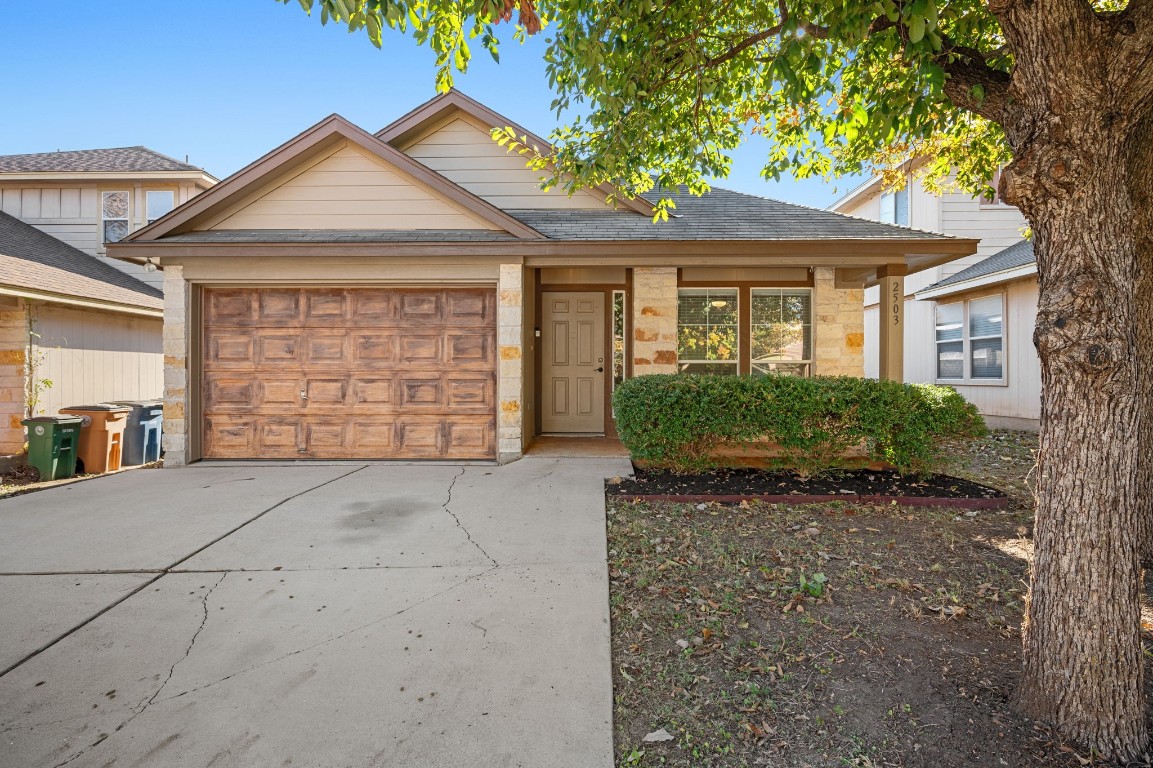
xmin=376 ymin=90 xmax=656 ymax=217
xmin=916 ymin=240 xmax=1036 ymax=299
xmin=0 ymin=146 xmax=208 ymax=175
xmin=127 ymin=114 xmax=543 ymax=242
xmin=0 ymin=212 xmax=162 ymax=313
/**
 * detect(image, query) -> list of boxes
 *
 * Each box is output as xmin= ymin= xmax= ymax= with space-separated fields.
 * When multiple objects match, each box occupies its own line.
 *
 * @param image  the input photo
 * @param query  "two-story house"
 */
xmin=0 ymin=148 xmax=216 ymax=456
xmin=831 ymin=171 xmax=1039 ymax=429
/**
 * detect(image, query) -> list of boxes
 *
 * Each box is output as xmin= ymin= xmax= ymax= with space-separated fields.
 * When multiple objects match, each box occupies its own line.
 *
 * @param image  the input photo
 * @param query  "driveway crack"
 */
xmin=443 ymin=467 xmax=497 ymax=567
xmin=51 ymin=573 xmax=228 ymax=768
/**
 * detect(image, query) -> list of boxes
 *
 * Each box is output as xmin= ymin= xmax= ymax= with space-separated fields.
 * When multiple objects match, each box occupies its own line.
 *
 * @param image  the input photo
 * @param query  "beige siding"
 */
xmin=208 ymin=142 xmax=500 ymax=231
xmin=29 ymin=304 xmax=162 ymax=416
xmin=938 ymin=191 xmax=1028 ymax=277
xmin=403 ymin=117 xmax=609 ymax=210
xmin=0 ymin=182 xmax=187 ymax=289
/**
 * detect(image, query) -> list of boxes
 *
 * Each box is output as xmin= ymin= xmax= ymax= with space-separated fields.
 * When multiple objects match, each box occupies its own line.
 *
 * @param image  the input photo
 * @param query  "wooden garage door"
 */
xmin=201 ymin=287 xmax=496 ymax=460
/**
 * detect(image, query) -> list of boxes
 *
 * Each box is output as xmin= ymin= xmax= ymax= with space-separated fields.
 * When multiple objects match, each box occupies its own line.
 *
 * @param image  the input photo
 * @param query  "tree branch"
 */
xmin=939 ymin=55 xmax=1013 ymax=123
xmin=704 ymin=0 xmax=828 ymax=68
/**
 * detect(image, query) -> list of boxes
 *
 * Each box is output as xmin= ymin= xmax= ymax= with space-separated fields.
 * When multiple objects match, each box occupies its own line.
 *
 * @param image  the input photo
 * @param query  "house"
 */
xmin=108 ymin=91 xmax=976 ymax=466
xmin=0 ymin=147 xmax=217 ymax=289
xmin=831 ymin=173 xmax=1039 ymax=429
xmin=0 ymin=212 xmax=163 ymax=455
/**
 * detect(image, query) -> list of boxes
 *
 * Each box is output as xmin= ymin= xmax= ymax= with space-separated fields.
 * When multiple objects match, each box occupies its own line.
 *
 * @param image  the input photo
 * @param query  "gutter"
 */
xmin=914 ymin=263 xmax=1037 ymax=300
xmin=0 ymin=285 xmax=163 ymax=318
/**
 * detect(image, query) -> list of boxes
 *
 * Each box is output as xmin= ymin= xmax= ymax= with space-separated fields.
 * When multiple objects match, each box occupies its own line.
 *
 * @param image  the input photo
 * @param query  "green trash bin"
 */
xmin=22 ymin=416 xmax=83 ymax=481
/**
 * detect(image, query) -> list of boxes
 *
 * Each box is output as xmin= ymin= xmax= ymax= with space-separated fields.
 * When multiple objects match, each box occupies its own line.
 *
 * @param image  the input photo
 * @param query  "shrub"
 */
xmin=612 ymin=374 xmax=985 ymax=475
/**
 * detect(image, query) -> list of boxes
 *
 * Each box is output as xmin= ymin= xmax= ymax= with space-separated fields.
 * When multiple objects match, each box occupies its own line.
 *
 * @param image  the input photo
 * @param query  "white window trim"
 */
xmin=677 ymin=287 xmax=740 ymax=375
xmin=750 ymin=287 xmax=813 ymax=376
xmin=100 ymin=190 xmax=130 ymax=248
xmin=934 ymin=292 xmax=1008 ymax=387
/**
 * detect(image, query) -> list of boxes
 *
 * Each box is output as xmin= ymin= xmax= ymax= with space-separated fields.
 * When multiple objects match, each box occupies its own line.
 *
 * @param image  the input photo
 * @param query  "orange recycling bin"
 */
xmin=59 ymin=404 xmax=131 ymax=474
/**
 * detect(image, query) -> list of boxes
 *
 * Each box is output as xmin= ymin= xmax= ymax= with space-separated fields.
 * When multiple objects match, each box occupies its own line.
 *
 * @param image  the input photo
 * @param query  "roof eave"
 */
xmin=915 ymin=263 xmax=1038 ymax=300
xmin=0 ymin=284 xmax=163 ymax=317
xmin=0 ymin=170 xmax=217 ymax=184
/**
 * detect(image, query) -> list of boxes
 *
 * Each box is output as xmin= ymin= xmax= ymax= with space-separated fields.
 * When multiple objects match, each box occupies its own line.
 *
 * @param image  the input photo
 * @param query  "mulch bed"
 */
xmin=609 ymin=467 xmax=1008 ymax=510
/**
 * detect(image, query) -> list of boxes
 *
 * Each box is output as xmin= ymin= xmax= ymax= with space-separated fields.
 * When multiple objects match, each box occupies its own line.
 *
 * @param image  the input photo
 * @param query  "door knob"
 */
xmin=594 ymin=367 xmax=604 ymax=373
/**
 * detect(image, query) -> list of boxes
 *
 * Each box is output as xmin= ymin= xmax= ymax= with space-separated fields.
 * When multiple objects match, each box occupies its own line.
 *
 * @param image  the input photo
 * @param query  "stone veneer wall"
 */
xmin=0 ymin=300 xmax=27 ymax=454
xmin=162 ymin=266 xmax=190 ymax=466
xmin=631 ymin=267 xmax=679 ymax=375
xmin=813 ymin=267 xmax=865 ymax=376
xmin=497 ymin=264 xmax=524 ymax=461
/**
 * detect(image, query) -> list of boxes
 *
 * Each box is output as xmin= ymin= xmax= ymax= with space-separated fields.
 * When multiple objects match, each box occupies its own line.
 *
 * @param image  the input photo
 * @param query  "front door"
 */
xmin=542 ymin=291 xmax=605 ymax=433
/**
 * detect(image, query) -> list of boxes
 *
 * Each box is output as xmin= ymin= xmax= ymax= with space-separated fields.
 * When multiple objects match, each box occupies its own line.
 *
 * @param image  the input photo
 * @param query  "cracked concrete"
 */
xmin=0 ymin=456 xmax=630 ymax=767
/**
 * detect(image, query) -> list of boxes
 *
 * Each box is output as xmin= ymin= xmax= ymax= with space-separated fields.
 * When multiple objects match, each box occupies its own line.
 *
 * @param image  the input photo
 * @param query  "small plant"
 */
xmin=23 ymin=314 xmax=53 ymax=417
xmin=799 ymin=572 xmax=828 ymax=598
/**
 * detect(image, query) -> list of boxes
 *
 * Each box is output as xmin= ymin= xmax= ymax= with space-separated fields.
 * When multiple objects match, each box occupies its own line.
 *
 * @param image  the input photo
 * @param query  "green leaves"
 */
xmin=612 ymin=374 xmax=985 ymax=475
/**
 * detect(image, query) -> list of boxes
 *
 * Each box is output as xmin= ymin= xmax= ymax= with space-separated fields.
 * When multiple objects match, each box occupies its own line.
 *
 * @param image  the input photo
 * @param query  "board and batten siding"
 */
xmin=938 ymin=191 xmax=1027 ymax=278
xmin=0 ymin=183 xmax=201 ymax=290
xmin=205 ymin=142 xmax=501 ymax=231
xmin=864 ymin=280 xmax=1040 ymax=421
xmin=402 ymin=116 xmax=610 ymax=210
xmin=29 ymin=304 xmax=163 ymax=416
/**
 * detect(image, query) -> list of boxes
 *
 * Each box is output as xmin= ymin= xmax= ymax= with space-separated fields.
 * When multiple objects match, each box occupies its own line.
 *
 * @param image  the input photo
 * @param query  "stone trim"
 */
xmin=497 ymin=264 xmax=524 ymax=462
xmin=631 ymin=267 xmax=678 ymax=374
xmin=162 ymin=266 xmax=190 ymax=466
xmin=0 ymin=302 xmax=28 ymax=454
xmin=813 ymin=267 xmax=865 ymax=377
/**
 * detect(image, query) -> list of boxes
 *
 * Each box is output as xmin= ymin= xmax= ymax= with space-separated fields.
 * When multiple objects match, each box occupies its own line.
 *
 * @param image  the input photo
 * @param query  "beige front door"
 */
xmin=542 ymin=291 xmax=605 ymax=433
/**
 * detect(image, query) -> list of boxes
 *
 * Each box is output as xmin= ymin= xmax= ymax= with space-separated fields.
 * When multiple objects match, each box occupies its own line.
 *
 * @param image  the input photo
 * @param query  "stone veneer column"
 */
xmin=162 ymin=266 xmax=190 ymax=466
xmin=813 ymin=267 xmax=865 ymax=377
xmin=631 ymin=267 xmax=679 ymax=375
xmin=497 ymin=264 xmax=524 ymax=462
xmin=0 ymin=301 xmax=27 ymax=454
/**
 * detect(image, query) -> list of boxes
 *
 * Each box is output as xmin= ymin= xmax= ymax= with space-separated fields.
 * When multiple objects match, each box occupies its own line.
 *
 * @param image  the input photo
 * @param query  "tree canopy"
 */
xmin=283 ymin=0 xmax=1153 ymax=760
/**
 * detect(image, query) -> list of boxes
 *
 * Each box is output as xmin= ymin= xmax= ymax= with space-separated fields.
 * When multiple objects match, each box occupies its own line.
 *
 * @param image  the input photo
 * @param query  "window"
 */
xmin=147 ymin=190 xmax=175 ymax=223
xmin=611 ymin=290 xmax=627 ymax=394
xmin=101 ymin=191 xmax=129 ymax=243
xmin=751 ymin=288 xmax=812 ymax=377
xmin=879 ymin=187 xmax=909 ymax=225
xmin=677 ymin=289 xmax=739 ymax=375
xmin=936 ymin=295 xmax=1004 ymax=382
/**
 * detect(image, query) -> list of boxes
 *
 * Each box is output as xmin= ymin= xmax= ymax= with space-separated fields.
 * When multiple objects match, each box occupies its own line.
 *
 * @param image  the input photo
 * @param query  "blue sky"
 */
xmin=0 ymin=1 xmax=862 ymax=209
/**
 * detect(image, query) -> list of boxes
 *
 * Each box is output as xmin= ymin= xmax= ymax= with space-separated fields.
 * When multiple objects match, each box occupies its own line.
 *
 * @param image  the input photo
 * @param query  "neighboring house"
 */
xmin=0 ymin=147 xmax=217 ymax=289
xmin=0 ymin=212 xmax=163 ymax=455
xmin=110 ymin=91 xmax=975 ymax=466
xmin=831 ymin=173 xmax=1039 ymax=429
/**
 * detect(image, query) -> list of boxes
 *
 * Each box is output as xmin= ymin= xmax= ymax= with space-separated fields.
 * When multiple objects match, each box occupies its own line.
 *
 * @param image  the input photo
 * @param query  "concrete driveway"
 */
xmin=0 ymin=456 xmax=630 ymax=768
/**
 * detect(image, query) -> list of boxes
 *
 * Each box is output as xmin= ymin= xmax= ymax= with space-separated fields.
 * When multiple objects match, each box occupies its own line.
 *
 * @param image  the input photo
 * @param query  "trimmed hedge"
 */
xmin=612 ymin=374 xmax=985 ymax=475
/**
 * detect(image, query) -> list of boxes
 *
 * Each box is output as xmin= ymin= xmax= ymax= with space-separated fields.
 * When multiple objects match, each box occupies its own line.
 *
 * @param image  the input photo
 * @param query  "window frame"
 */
xmin=675 ymin=284 xmax=815 ymax=377
xmin=934 ymin=292 xmax=1008 ymax=386
xmin=146 ymin=189 xmax=176 ymax=224
xmin=879 ymin=187 xmax=910 ymax=226
xmin=100 ymin=190 xmax=130 ymax=245
xmin=676 ymin=287 xmax=741 ymax=376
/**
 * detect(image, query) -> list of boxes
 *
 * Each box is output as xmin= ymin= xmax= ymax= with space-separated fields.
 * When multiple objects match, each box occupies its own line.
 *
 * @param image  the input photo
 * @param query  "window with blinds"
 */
xmin=677 ymin=289 xmax=739 ymax=375
xmin=751 ymin=288 xmax=812 ymax=377
xmin=935 ymin=294 xmax=1005 ymax=382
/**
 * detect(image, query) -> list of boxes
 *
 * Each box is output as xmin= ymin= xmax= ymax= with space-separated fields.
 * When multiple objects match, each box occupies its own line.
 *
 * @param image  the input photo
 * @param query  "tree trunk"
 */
xmin=1131 ymin=112 xmax=1153 ymax=565
xmin=1008 ymin=132 xmax=1150 ymax=760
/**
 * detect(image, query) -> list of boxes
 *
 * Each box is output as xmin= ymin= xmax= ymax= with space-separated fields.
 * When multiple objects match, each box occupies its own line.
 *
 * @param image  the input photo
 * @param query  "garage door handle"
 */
xmin=300 ymin=391 xmax=309 ymax=400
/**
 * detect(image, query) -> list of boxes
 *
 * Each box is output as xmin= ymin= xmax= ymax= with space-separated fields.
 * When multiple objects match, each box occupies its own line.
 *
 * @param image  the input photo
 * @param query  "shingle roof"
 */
xmin=0 ymin=146 xmax=203 ymax=174
xmin=507 ymin=185 xmax=951 ymax=240
xmin=153 ymin=186 xmax=956 ymax=244
xmin=924 ymin=240 xmax=1035 ymax=291
xmin=161 ymin=229 xmax=519 ymax=243
xmin=0 ymin=212 xmax=162 ymax=310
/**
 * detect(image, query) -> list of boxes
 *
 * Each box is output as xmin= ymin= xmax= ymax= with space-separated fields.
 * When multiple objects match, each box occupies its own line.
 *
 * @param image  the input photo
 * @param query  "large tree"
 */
xmin=283 ymin=0 xmax=1153 ymax=758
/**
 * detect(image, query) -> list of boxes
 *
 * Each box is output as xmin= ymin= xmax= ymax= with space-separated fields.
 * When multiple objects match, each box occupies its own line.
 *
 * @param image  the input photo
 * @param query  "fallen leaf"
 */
xmin=643 ymin=728 xmax=674 ymax=743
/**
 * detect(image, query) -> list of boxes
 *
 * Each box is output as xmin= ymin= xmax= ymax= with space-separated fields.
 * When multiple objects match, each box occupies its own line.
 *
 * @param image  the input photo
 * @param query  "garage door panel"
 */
xmin=202 ymin=287 xmax=497 ymax=460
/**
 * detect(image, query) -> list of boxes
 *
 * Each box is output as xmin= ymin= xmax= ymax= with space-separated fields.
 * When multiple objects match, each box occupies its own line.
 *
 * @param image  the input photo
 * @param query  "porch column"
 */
xmin=632 ymin=267 xmax=679 ymax=375
xmin=497 ymin=264 xmax=524 ymax=462
xmin=812 ymin=268 xmax=865 ymax=376
xmin=877 ymin=264 xmax=906 ymax=382
xmin=162 ymin=266 xmax=190 ymax=467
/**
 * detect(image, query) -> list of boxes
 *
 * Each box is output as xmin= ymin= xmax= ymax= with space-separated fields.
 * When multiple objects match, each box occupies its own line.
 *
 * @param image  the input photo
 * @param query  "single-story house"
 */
xmin=0 ymin=211 xmax=163 ymax=455
xmin=109 ymin=91 xmax=977 ymax=465
xmin=914 ymin=239 xmax=1040 ymax=427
